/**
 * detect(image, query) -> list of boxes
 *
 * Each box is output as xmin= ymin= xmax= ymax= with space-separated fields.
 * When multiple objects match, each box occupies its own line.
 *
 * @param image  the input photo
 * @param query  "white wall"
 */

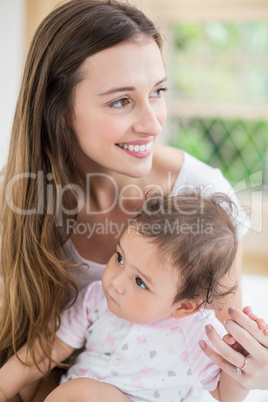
xmin=0 ymin=0 xmax=25 ymax=170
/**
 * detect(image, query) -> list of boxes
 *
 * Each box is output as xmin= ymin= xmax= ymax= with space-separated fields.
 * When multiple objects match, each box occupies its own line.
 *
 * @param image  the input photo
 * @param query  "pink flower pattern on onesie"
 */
xmin=57 ymin=281 xmax=226 ymax=402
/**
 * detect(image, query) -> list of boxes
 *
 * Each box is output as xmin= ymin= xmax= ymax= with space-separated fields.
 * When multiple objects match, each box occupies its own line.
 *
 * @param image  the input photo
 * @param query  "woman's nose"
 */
xmin=132 ymin=103 xmax=162 ymax=136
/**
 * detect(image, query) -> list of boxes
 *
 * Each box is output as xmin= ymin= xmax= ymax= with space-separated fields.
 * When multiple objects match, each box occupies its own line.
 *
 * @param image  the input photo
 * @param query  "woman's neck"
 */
xmin=73 ymin=142 xmax=183 ymax=214
xmin=74 ymin=147 xmax=151 ymax=214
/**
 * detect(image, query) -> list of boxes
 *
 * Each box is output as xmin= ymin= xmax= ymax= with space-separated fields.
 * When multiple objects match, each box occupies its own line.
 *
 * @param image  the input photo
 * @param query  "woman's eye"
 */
xmin=136 ymin=277 xmax=148 ymax=290
xmin=115 ymin=251 xmax=124 ymax=265
xmin=109 ymin=98 xmax=130 ymax=109
xmin=151 ymin=87 xmax=167 ymax=98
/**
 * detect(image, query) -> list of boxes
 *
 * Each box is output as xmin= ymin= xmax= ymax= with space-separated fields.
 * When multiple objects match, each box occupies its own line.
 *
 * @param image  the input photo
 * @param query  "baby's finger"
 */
xmin=243 ymin=306 xmax=268 ymax=331
xmin=256 ymin=318 xmax=267 ymax=330
xmin=243 ymin=306 xmax=268 ymax=336
xmin=243 ymin=306 xmax=258 ymax=321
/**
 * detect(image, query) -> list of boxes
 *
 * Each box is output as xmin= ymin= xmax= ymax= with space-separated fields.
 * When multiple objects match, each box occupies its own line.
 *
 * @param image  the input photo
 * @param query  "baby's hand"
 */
xmin=242 ymin=306 xmax=268 ymax=335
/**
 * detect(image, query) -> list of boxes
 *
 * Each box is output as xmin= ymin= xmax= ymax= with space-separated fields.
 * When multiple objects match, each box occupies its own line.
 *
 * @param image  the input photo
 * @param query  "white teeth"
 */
xmin=117 ymin=141 xmax=153 ymax=153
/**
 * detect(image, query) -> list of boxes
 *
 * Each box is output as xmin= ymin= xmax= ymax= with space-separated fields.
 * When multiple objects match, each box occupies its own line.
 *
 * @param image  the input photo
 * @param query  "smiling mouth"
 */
xmin=116 ymin=141 xmax=153 ymax=153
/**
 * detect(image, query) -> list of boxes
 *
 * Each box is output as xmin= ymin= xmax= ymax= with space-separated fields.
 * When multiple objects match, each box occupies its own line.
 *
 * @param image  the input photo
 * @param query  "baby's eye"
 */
xmin=115 ymin=251 xmax=124 ymax=265
xmin=109 ymin=98 xmax=130 ymax=109
xmin=136 ymin=277 xmax=148 ymax=290
xmin=150 ymin=87 xmax=167 ymax=98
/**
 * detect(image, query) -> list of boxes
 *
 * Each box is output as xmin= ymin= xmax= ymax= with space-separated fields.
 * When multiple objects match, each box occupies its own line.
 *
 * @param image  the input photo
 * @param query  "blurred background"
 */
xmin=0 ymin=0 xmax=267 ymax=399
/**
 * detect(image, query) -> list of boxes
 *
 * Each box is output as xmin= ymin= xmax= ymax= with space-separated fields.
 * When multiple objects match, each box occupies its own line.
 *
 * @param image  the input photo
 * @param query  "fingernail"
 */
xmin=228 ymin=307 xmax=236 ymax=314
xmin=199 ymin=340 xmax=206 ymax=349
xmin=205 ymin=324 xmax=212 ymax=333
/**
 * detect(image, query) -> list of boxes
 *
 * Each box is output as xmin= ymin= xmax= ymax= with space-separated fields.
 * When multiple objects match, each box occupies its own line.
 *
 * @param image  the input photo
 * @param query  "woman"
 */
xmin=0 ymin=0 xmax=266 ymax=397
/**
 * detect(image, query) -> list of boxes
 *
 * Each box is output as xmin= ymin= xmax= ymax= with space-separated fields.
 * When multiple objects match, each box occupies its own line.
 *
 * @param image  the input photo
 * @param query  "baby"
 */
xmin=0 ymin=191 xmax=249 ymax=402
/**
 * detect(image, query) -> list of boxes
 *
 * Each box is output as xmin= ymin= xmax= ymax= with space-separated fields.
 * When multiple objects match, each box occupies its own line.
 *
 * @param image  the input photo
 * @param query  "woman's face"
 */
xmin=71 ymin=39 xmax=167 ymax=178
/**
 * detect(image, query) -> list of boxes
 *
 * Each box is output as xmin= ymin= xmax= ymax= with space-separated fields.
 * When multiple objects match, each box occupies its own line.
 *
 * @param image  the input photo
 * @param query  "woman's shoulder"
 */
xmin=152 ymin=143 xmax=183 ymax=171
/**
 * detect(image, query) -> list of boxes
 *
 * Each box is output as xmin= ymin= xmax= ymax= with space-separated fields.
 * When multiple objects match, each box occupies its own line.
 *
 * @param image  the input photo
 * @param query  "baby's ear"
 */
xmin=171 ymin=301 xmax=198 ymax=319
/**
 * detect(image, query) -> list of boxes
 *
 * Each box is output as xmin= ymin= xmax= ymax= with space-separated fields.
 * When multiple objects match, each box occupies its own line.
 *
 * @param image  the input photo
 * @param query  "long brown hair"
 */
xmin=0 ymin=0 xmax=162 ymax=368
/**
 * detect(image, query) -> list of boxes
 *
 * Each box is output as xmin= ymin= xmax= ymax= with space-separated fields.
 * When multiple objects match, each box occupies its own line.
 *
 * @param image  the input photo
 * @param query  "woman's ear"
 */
xmin=171 ymin=301 xmax=198 ymax=320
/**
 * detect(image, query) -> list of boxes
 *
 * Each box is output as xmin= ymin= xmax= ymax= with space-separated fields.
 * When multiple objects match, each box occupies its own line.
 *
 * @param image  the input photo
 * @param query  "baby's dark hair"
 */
xmin=134 ymin=190 xmax=238 ymax=309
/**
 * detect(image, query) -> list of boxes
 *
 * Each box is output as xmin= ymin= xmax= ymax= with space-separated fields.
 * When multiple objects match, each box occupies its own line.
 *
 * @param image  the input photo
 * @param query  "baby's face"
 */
xmin=102 ymin=227 xmax=180 ymax=324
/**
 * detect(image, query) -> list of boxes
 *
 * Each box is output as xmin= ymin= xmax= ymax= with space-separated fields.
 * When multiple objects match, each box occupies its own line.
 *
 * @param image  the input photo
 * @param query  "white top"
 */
xmin=62 ymin=151 xmax=249 ymax=289
xmin=57 ymin=281 xmax=227 ymax=402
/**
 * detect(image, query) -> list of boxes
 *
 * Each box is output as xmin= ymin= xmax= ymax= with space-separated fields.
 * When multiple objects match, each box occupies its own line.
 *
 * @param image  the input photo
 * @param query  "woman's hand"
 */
xmin=199 ymin=306 xmax=268 ymax=390
xmin=223 ymin=306 xmax=267 ymax=354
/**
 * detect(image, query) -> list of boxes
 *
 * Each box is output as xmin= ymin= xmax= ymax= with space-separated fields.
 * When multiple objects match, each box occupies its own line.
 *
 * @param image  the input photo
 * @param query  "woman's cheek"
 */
xmin=157 ymin=100 xmax=167 ymax=126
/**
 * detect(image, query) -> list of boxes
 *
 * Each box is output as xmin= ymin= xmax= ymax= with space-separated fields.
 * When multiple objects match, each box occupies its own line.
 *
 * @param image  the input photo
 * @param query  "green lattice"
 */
xmin=170 ymin=118 xmax=267 ymax=186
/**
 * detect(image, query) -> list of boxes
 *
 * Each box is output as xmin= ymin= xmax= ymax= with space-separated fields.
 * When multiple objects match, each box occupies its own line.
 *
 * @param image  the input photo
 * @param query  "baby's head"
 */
xmin=102 ymin=191 xmax=238 ymax=324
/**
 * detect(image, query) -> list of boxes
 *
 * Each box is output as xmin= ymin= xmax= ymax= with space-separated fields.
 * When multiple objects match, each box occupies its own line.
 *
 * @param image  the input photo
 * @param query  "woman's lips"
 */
xmin=116 ymin=140 xmax=153 ymax=158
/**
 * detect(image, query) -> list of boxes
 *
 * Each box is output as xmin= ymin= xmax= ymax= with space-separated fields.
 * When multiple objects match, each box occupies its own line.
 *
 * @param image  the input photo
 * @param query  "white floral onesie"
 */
xmin=57 ymin=281 xmax=226 ymax=402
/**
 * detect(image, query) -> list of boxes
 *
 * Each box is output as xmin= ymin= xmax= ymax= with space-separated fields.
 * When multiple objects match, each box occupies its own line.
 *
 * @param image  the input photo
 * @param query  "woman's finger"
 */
xmin=227 ymin=307 xmax=268 ymax=349
xmin=202 ymin=315 xmax=268 ymax=390
xmin=223 ymin=334 xmax=248 ymax=356
xmin=199 ymin=339 xmax=249 ymax=384
xmin=205 ymin=325 xmax=246 ymax=369
xmin=224 ymin=319 xmax=266 ymax=359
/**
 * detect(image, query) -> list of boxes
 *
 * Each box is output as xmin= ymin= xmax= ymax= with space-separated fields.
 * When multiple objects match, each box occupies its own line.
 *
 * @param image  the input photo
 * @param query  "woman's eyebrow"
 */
xmin=97 ymin=76 xmax=167 ymax=96
xmin=99 ymin=86 xmax=135 ymax=96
